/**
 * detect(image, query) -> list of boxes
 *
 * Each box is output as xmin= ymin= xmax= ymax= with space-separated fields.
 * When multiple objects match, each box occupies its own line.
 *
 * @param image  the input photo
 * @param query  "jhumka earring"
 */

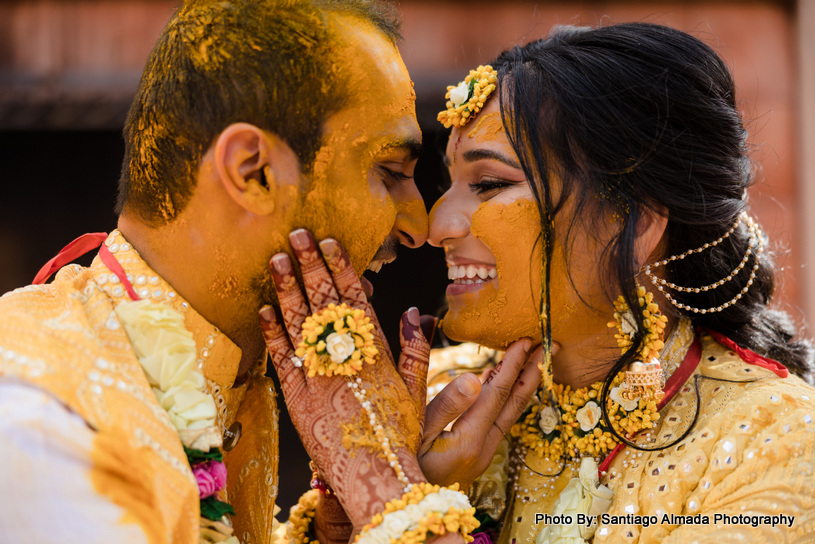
xmin=609 ymin=286 xmax=668 ymax=404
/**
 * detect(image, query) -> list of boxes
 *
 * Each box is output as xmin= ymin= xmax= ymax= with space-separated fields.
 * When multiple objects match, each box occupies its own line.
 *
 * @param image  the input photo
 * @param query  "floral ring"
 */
xmin=295 ymin=303 xmax=378 ymax=378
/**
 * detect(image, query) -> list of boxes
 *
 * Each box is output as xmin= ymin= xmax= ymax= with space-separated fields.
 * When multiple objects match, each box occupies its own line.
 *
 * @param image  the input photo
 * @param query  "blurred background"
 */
xmin=1 ymin=0 xmax=813 ymax=513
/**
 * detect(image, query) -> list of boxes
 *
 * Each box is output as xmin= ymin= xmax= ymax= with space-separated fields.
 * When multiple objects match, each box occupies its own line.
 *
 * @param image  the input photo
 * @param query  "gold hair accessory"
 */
xmin=643 ymin=212 xmax=763 ymax=314
xmin=296 ymin=303 xmax=378 ymax=377
xmin=609 ymin=286 xmax=667 ymax=404
xmin=437 ymin=65 xmax=498 ymax=128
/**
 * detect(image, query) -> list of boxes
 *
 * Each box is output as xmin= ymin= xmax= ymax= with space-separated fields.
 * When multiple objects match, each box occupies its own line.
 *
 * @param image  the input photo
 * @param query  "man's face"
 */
xmin=298 ymin=15 xmax=426 ymax=276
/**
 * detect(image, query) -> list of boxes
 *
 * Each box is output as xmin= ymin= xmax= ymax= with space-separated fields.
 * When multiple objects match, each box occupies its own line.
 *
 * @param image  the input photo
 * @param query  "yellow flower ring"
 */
xmin=437 ymin=65 xmax=498 ymax=128
xmin=295 ymin=303 xmax=378 ymax=378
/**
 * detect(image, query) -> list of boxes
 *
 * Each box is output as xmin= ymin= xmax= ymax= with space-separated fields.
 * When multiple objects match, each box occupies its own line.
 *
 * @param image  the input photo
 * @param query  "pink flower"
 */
xmin=194 ymin=461 xmax=227 ymax=498
xmin=471 ymin=531 xmax=494 ymax=544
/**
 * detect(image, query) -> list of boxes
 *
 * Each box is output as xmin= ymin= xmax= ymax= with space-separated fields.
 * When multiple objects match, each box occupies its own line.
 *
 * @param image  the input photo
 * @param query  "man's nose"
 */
xmin=392 ymin=197 xmax=428 ymax=248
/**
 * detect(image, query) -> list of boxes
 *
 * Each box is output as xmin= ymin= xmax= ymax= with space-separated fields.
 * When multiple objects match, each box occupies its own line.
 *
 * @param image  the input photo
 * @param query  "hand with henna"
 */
xmin=259 ymin=229 xmax=436 ymax=532
xmin=416 ymin=342 xmax=550 ymax=488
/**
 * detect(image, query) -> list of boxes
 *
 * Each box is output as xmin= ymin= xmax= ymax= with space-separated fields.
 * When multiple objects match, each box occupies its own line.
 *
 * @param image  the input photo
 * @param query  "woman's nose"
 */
xmin=428 ymin=193 xmax=471 ymax=247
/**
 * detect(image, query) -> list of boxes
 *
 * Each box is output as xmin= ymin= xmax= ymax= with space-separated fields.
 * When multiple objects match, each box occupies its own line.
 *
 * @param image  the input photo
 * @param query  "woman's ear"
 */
xmin=635 ymin=207 xmax=669 ymax=268
xmin=213 ymin=123 xmax=300 ymax=216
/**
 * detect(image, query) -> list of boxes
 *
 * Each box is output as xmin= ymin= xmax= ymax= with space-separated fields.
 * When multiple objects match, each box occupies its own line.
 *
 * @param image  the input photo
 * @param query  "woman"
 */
xmin=428 ymin=22 xmax=815 ymax=543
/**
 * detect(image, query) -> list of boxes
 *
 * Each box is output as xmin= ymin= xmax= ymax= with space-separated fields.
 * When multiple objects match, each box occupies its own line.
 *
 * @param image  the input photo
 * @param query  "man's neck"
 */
xmin=117 ymin=213 xmax=265 ymax=382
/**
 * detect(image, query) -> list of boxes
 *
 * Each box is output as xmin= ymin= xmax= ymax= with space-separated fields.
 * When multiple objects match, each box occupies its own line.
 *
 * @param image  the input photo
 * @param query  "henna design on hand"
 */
xmin=261 ymin=230 xmax=434 ymax=530
xmin=314 ymin=492 xmax=354 ymax=544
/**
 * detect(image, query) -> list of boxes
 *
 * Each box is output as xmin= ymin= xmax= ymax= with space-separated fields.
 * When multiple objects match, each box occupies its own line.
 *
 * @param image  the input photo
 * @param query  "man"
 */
xmin=0 ymin=0 xmax=426 ymax=541
xmin=0 ymin=0 xmax=540 ymax=541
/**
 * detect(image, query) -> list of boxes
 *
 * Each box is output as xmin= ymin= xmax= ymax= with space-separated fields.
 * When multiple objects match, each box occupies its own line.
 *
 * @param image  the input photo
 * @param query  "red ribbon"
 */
xmin=32 ymin=233 xmax=108 ymax=285
xmin=705 ymin=329 xmax=788 ymax=378
xmin=32 ymin=232 xmax=141 ymax=302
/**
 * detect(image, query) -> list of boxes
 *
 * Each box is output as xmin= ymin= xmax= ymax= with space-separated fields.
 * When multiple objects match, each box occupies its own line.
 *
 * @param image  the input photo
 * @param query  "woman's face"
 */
xmin=428 ymin=99 xmax=611 ymax=352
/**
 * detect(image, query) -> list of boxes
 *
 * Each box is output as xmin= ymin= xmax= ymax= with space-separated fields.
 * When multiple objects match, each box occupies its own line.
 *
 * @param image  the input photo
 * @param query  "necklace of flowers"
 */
xmin=114 ymin=297 xmax=239 ymax=544
xmin=510 ymin=286 xmax=668 ymax=467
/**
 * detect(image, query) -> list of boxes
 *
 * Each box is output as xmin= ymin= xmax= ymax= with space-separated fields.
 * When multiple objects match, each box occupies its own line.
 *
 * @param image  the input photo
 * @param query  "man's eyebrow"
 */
xmin=462 ymin=149 xmax=522 ymax=169
xmin=380 ymin=139 xmax=423 ymax=160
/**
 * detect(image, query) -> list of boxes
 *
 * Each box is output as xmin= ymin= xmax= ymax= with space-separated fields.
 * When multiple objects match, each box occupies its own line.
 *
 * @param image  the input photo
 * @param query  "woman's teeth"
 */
xmin=447 ymin=264 xmax=498 ymax=283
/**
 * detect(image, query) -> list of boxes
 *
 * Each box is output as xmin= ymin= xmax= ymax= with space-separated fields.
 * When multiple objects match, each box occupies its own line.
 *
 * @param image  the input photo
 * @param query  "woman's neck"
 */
xmin=550 ymin=310 xmax=679 ymax=390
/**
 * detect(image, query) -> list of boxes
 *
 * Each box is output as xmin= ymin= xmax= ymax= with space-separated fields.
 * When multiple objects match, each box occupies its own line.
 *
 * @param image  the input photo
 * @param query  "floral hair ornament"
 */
xmin=296 ymin=303 xmax=378 ymax=378
xmin=609 ymin=285 xmax=668 ymax=404
xmin=437 ymin=65 xmax=498 ymax=128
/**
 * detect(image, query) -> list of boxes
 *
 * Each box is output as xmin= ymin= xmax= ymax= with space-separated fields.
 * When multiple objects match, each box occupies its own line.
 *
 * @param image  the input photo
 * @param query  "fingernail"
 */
xmin=259 ymin=305 xmax=275 ymax=323
xmin=406 ymin=307 xmax=420 ymax=327
xmin=290 ymin=229 xmax=311 ymax=250
xmin=522 ymin=338 xmax=532 ymax=353
xmin=552 ymin=341 xmax=561 ymax=355
xmin=271 ymin=254 xmax=291 ymax=275
xmin=457 ymin=374 xmax=479 ymax=396
xmin=318 ymin=238 xmax=339 ymax=254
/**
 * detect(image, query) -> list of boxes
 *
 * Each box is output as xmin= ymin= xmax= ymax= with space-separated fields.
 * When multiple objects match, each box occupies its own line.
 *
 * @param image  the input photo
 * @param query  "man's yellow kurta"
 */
xmin=0 ymin=231 xmax=280 ymax=544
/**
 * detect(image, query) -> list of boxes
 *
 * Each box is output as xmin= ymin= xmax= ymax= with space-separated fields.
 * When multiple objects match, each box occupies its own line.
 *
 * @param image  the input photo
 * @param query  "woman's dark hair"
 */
xmin=493 ymin=22 xmax=814 ymax=445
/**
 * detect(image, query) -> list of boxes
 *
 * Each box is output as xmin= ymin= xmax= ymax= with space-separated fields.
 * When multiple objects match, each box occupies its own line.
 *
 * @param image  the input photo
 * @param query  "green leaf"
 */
xmin=200 ymin=497 xmax=235 ymax=521
xmin=467 ymin=78 xmax=475 ymax=100
xmin=185 ymin=447 xmax=223 ymax=465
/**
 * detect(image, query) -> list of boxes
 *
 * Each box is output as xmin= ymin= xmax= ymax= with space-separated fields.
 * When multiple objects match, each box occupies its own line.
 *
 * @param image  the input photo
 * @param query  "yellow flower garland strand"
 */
xmin=287 ymin=490 xmax=320 ymax=544
xmin=609 ymin=286 xmax=668 ymax=361
xmin=510 ymin=378 xmax=660 ymax=461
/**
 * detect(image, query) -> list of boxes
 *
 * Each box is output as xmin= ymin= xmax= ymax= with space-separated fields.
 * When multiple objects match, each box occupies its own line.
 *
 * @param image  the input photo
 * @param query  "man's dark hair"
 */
xmin=117 ymin=0 xmax=401 ymax=224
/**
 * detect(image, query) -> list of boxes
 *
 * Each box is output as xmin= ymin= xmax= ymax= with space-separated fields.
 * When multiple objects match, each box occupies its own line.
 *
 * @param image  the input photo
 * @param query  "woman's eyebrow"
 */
xmin=462 ymin=149 xmax=522 ymax=169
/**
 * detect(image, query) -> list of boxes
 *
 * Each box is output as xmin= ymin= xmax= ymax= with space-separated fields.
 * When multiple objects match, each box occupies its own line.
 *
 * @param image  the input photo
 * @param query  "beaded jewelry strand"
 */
xmin=643 ymin=212 xmax=763 ymax=314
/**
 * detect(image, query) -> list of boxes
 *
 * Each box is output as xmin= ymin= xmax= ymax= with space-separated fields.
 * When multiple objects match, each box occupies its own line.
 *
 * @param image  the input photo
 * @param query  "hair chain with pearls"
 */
xmin=643 ymin=212 xmax=763 ymax=314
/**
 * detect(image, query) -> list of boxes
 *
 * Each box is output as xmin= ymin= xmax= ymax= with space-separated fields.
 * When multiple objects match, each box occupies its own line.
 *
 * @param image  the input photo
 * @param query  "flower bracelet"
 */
xmin=355 ymin=483 xmax=479 ymax=544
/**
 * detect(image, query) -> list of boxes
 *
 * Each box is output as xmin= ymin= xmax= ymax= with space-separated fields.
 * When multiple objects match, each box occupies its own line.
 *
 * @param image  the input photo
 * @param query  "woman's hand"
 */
xmin=259 ymin=229 xmax=432 ymax=530
xmin=417 ymin=342 xmax=548 ymax=488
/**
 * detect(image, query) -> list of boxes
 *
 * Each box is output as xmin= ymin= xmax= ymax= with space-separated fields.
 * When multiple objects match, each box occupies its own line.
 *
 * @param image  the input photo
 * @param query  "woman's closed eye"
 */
xmin=468 ymin=177 xmax=515 ymax=196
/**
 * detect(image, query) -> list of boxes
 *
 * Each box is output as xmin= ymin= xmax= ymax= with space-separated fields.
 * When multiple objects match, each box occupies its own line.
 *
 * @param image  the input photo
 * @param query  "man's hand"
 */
xmin=259 ymin=229 xmax=431 ymax=530
xmin=417 ymin=342 xmax=549 ymax=488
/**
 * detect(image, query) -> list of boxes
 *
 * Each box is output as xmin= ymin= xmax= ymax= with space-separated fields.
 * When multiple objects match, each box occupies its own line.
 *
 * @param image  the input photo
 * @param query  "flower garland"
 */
xmin=355 ymin=483 xmax=479 ymax=544
xmin=509 ymin=377 xmax=659 ymax=462
xmin=296 ymin=303 xmax=378 ymax=377
xmin=437 ymin=65 xmax=498 ymax=128
xmin=287 ymin=489 xmax=320 ymax=544
xmin=115 ymin=300 xmax=239 ymax=544
xmin=609 ymin=286 xmax=667 ymax=361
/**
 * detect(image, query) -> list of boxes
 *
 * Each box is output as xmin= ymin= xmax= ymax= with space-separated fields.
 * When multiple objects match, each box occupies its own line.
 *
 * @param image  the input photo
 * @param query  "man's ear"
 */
xmin=635 ymin=207 xmax=669 ymax=268
xmin=213 ymin=123 xmax=299 ymax=216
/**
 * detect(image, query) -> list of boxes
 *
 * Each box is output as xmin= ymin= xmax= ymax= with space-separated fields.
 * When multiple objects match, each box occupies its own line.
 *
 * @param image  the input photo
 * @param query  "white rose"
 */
xmin=449 ymin=81 xmax=470 ymax=107
xmin=610 ymin=385 xmax=639 ymax=411
xmin=325 ymin=332 xmax=356 ymax=363
xmin=536 ymin=458 xmax=613 ymax=544
xmin=621 ymin=310 xmax=638 ymax=338
xmin=575 ymin=401 xmax=601 ymax=432
xmin=577 ymin=457 xmax=613 ymax=538
xmin=421 ymin=494 xmax=448 ymax=514
xmin=380 ymin=512 xmax=411 ymax=535
xmin=538 ymin=405 xmax=560 ymax=435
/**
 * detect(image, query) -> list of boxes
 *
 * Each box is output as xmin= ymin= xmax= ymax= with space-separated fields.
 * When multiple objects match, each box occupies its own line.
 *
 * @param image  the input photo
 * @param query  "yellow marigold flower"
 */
xmin=297 ymin=303 xmax=378 ymax=377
